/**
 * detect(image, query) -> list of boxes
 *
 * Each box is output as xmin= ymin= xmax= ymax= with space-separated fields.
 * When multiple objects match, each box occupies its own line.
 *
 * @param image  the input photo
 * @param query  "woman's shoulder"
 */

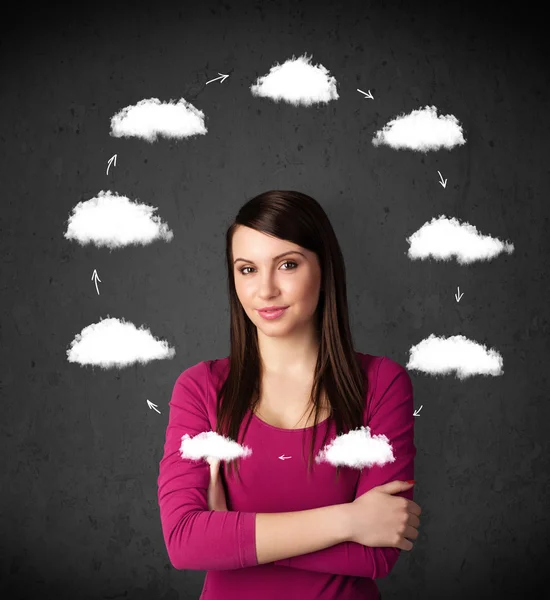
xmin=355 ymin=350 xmax=408 ymax=376
xmin=177 ymin=355 xmax=230 ymax=386
xmin=355 ymin=349 xmax=383 ymax=375
xmin=178 ymin=355 xmax=229 ymax=371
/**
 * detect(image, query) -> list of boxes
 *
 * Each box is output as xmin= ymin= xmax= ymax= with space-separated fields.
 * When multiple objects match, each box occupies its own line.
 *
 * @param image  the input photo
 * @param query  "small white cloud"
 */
xmin=250 ymin=53 xmax=339 ymax=106
xmin=64 ymin=190 xmax=173 ymax=249
xmin=406 ymin=215 xmax=514 ymax=264
xmin=180 ymin=431 xmax=253 ymax=462
xmin=407 ymin=334 xmax=503 ymax=379
xmin=66 ymin=317 xmax=175 ymax=368
xmin=372 ymin=105 xmax=466 ymax=152
xmin=110 ymin=97 xmax=207 ymax=142
xmin=315 ymin=426 xmax=394 ymax=469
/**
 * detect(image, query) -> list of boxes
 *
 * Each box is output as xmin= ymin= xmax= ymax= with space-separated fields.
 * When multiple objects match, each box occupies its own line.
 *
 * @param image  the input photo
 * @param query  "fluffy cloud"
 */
xmin=372 ymin=105 xmax=466 ymax=152
xmin=251 ymin=53 xmax=338 ymax=106
xmin=110 ymin=97 xmax=207 ymax=142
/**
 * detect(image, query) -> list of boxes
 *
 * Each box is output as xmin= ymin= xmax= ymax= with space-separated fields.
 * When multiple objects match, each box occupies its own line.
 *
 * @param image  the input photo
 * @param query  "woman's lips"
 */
xmin=257 ymin=307 xmax=288 ymax=320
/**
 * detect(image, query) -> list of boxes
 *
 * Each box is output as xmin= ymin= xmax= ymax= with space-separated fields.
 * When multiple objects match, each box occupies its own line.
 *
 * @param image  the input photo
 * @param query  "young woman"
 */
xmin=157 ymin=190 xmax=421 ymax=600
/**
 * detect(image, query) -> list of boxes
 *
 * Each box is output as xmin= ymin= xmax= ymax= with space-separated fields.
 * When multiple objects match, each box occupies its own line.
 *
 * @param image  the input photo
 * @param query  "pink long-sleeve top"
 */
xmin=157 ymin=351 xmax=416 ymax=600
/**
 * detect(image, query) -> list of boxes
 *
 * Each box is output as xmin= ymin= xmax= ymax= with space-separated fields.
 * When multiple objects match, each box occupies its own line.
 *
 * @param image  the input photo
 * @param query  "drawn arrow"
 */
xmin=278 ymin=454 xmax=292 ymax=461
xmin=357 ymin=88 xmax=374 ymax=99
xmin=455 ymin=286 xmax=464 ymax=302
xmin=106 ymin=154 xmax=117 ymax=175
xmin=206 ymin=72 xmax=230 ymax=85
xmin=147 ymin=400 xmax=161 ymax=414
xmin=91 ymin=269 xmax=101 ymax=295
xmin=437 ymin=170 xmax=447 ymax=188
xmin=413 ymin=405 xmax=423 ymax=417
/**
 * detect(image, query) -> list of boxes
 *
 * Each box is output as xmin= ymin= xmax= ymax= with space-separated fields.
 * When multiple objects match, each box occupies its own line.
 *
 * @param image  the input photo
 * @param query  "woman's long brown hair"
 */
xmin=215 ymin=190 xmax=368 ymax=485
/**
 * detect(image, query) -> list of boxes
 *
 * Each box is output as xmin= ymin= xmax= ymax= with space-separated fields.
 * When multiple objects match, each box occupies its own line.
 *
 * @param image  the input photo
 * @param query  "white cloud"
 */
xmin=406 ymin=215 xmax=514 ymax=264
xmin=180 ymin=431 xmax=253 ymax=462
xmin=372 ymin=105 xmax=466 ymax=152
xmin=64 ymin=190 xmax=173 ymax=249
xmin=250 ymin=53 xmax=339 ymax=106
xmin=315 ymin=426 xmax=395 ymax=469
xmin=407 ymin=334 xmax=504 ymax=379
xmin=110 ymin=97 xmax=207 ymax=142
xmin=66 ymin=317 xmax=175 ymax=368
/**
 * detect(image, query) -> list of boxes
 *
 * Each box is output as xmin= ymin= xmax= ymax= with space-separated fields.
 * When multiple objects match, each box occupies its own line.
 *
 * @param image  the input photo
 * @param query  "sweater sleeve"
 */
xmin=273 ymin=357 xmax=416 ymax=579
xmin=157 ymin=361 xmax=258 ymax=571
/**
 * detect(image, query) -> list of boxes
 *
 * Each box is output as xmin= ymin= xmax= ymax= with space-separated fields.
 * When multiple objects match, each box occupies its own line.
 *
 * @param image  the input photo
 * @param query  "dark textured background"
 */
xmin=1 ymin=0 xmax=548 ymax=598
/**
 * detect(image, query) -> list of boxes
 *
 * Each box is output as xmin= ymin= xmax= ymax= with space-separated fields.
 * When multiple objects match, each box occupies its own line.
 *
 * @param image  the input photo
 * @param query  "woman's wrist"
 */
xmin=337 ymin=502 xmax=354 ymax=543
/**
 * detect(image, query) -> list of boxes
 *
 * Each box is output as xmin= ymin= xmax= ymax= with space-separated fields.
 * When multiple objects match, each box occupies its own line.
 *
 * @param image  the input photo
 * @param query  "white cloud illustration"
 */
xmin=180 ymin=431 xmax=253 ymax=462
xmin=406 ymin=215 xmax=514 ymax=264
xmin=315 ymin=426 xmax=395 ymax=469
xmin=250 ymin=53 xmax=338 ymax=106
xmin=66 ymin=317 xmax=175 ymax=368
xmin=407 ymin=334 xmax=503 ymax=380
xmin=372 ymin=105 xmax=466 ymax=152
xmin=110 ymin=97 xmax=207 ymax=142
xmin=64 ymin=190 xmax=173 ymax=249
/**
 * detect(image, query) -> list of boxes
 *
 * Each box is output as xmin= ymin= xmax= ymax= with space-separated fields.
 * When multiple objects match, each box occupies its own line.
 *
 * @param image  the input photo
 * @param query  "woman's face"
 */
xmin=231 ymin=226 xmax=322 ymax=335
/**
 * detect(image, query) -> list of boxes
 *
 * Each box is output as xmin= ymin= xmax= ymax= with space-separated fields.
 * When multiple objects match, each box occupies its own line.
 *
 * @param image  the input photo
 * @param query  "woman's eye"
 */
xmin=239 ymin=261 xmax=297 ymax=275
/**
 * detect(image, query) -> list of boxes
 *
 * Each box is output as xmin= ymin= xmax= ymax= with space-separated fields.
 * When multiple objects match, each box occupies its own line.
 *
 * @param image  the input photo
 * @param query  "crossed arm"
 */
xmin=206 ymin=363 xmax=416 ymax=578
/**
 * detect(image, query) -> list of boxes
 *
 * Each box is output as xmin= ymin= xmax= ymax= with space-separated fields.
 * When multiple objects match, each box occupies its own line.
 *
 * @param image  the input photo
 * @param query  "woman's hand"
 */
xmin=346 ymin=480 xmax=421 ymax=550
xmin=205 ymin=457 xmax=228 ymax=511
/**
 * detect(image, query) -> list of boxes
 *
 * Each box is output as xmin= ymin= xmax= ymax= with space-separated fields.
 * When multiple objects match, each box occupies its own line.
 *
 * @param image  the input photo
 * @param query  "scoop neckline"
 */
xmin=251 ymin=411 xmax=332 ymax=433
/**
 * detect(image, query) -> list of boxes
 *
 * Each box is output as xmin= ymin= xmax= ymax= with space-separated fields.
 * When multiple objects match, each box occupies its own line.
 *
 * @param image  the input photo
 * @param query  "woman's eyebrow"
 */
xmin=233 ymin=251 xmax=306 ymax=264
